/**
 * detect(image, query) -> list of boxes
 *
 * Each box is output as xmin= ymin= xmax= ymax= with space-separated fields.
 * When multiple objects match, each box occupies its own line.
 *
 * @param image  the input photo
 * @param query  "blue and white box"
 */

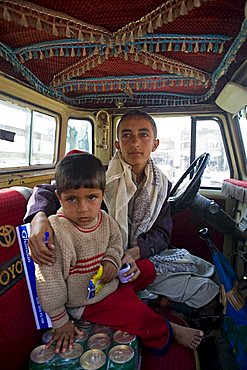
xmin=16 ymin=223 xmax=52 ymax=330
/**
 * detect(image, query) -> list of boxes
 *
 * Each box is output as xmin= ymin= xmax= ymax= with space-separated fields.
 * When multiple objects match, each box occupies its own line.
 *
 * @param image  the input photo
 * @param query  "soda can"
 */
xmin=87 ymin=333 xmax=111 ymax=354
xmin=75 ymin=329 xmax=89 ymax=346
xmin=108 ymin=345 xmax=135 ymax=369
xmin=55 ymin=342 xmax=84 ymax=369
xmin=80 ymin=349 xmax=107 ymax=370
xmin=75 ymin=318 xmax=95 ymax=334
xmin=41 ymin=329 xmax=54 ymax=345
xmin=93 ymin=324 xmax=114 ymax=337
xmin=29 ymin=344 xmax=55 ymax=370
xmin=113 ymin=331 xmax=138 ymax=351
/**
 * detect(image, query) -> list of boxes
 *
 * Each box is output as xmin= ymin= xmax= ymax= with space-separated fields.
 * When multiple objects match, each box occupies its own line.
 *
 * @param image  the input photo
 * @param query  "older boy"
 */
xmin=25 ymin=110 xmax=219 ymax=308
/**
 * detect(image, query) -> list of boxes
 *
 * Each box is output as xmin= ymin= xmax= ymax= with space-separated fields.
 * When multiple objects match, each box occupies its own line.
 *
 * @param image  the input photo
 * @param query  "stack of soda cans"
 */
xmin=29 ymin=320 xmax=141 ymax=369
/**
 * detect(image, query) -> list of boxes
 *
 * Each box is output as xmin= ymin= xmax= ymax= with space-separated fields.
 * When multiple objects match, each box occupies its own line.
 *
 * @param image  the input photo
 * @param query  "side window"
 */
xmin=238 ymin=106 xmax=247 ymax=167
xmin=152 ymin=115 xmax=229 ymax=188
xmin=31 ymin=112 xmax=56 ymax=165
xmin=196 ymin=119 xmax=229 ymax=187
xmin=152 ymin=116 xmax=191 ymax=184
xmin=0 ymin=99 xmax=57 ymax=169
xmin=67 ymin=119 xmax=93 ymax=153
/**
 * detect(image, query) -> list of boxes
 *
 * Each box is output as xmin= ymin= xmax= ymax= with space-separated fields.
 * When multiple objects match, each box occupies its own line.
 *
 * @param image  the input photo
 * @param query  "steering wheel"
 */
xmin=168 ymin=153 xmax=210 ymax=216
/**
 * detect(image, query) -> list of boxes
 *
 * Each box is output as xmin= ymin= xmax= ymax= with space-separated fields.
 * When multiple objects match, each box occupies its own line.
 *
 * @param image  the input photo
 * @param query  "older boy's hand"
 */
xmin=122 ymin=253 xmax=140 ymax=281
xmin=124 ymin=246 xmax=140 ymax=261
xmin=28 ymin=212 xmax=55 ymax=265
xmin=101 ymin=260 xmax=118 ymax=283
xmin=46 ymin=320 xmax=82 ymax=353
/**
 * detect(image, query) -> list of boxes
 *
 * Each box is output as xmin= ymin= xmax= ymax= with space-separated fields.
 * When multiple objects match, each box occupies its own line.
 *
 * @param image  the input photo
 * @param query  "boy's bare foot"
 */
xmin=170 ymin=323 xmax=204 ymax=349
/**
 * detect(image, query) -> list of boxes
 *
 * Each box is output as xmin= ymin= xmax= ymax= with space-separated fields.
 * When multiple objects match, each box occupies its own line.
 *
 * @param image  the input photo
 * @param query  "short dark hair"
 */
xmin=55 ymin=153 xmax=105 ymax=194
xmin=117 ymin=110 xmax=157 ymax=139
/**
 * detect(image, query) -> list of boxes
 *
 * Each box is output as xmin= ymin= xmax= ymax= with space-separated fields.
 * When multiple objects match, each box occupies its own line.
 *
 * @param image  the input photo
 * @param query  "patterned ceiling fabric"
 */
xmin=0 ymin=0 xmax=246 ymax=109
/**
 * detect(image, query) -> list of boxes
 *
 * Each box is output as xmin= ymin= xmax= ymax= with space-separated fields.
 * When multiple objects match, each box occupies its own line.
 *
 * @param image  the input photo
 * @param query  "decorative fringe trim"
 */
xmin=49 ymin=48 xmax=208 ymax=88
xmin=0 ymin=0 xmax=112 ymax=42
xmin=114 ymin=0 xmax=209 ymax=41
xmin=0 ymin=6 xmax=246 ymax=109
xmin=53 ymin=74 xmax=207 ymax=97
xmin=1 ymin=0 xmax=211 ymax=50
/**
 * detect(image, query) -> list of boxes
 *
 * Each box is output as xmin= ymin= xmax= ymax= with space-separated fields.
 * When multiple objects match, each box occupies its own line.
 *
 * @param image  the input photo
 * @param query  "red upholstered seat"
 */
xmin=222 ymin=179 xmax=247 ymax=203
xmin=0 ymin=187 xmax=199 ymax=370
xmin=0 ymin=188 xmax=43 ymax=370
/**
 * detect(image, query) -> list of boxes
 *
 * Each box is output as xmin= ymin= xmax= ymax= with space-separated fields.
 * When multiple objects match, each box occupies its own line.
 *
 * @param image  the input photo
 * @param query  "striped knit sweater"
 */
xmin=35 ymin=209 xmax=123 ymax=329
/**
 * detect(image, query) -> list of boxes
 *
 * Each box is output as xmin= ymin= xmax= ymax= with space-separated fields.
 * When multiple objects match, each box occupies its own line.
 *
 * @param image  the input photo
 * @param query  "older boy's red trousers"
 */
xmin=83 ymin=259 xmax=172 ymax=351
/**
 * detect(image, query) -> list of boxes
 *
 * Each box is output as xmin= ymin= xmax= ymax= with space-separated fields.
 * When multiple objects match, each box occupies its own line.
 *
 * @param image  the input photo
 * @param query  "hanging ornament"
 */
xmin=121 ymin=33 xmax=126 ymax=43
xmin=219 ymin=42 xmax=224 ymax=53
xmin=52 ymin=22 xmax=59 ymax=36
xmin=142 ymin=42 xmax=148 ymax=52
xmin=187 ymin=0 xmax=194 ymax=11
xmin=99 ymin=34 xmax=105 ymax=44
xmin=156 ymin=13 xmax=162 ymax=27
xmin=130 ymin=43 xmax=135 ymax=53
xmin=207 ymin=42 xmax=213 ymax=52
xmin=78 ymin=29 xmax=84 ymax=41
xmin=129 ymin=30 xmax=134 ymax=42
xmin=181 ymin=41 xmax=187 ymax=52
xmin=66 ymin=25 xmax=72 ymax=38
xmin=147 ymin=20 xmax=153 ymax=33
xmin=180 ymin=1 xmax=188 ymax=15
xmin=3 ymin=6 xmax=11 ymax=21
xmin=137 ymin=25 xmax=143 ymax=37
xmin=167 ymin=7 xmax=174 ymax=22
xmin=20 ymin=14 xmax=28 ymax=27
xmin=194 ymin=42 xmax=199 ymax=52
xmin=89 ymin=33 xmax=95 ymax=42
xmin=152 ymin=60 xmax=157 ymax=69
xmin=193 ymin=0 xmax=201 ymax=7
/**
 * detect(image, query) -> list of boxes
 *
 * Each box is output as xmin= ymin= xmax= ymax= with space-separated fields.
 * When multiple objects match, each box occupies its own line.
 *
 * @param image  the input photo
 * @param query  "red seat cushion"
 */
xmin=222 ymin=179 xmax=247 ymax=203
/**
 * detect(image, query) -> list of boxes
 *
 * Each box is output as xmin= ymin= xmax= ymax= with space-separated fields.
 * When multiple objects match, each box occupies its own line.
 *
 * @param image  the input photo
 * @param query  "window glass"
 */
xmin=152 ymin=115 xmax=229 ymax=188
xmin=31 ymin=111 xmax=56 ymax=165
xmin=0 ymin=99 xmax=31 ymax=167
xmin=238 ymin=107 xmax=247 ymax=164
xmin=0 ymin=99 xmax=57 ymax=168
xmin=66 ymin=119 xmax=93 ymax=154
xmin=152 ymin=116 xmax=191 ymax=185
xmin=196 ymin=119 xmax=229 ymax=187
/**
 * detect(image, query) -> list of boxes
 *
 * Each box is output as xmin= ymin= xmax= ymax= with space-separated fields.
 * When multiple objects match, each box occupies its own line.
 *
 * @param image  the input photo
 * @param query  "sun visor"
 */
xmin=216 ymin=82 xmax=247 ymax=116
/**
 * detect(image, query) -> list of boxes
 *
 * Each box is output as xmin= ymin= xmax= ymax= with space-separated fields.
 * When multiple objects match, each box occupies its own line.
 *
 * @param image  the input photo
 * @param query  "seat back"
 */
xmin=0 ymin=187 xmax=43 ymax=370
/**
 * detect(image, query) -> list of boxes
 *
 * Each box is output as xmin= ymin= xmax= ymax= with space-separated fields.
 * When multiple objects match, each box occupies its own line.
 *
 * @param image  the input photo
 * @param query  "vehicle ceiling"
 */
xmin=0 ymin=0 xmax=246 ymax=111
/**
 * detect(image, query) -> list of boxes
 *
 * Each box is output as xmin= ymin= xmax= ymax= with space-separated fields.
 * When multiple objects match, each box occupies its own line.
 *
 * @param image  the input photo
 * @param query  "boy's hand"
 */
xmin=101 ymin=260 xmax=117 ymax=283
xmin=28 ymin=212 xmax=55 ymax=266
xmin=46 ymin=320 xmax=82 ymax=353
xmin=121 ymin=253 xmax=140 ymax=282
